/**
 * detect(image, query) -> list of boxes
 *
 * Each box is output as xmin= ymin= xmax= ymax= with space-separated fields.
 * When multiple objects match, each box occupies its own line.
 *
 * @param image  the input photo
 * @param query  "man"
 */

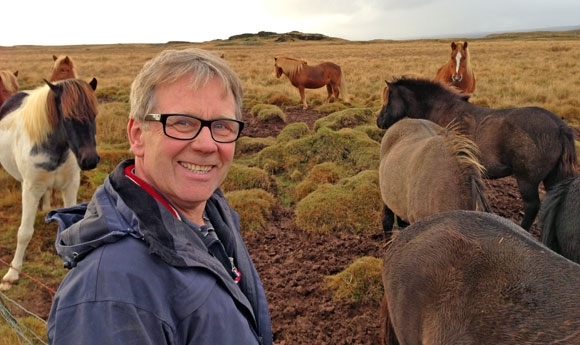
xmin=46 ymin=48 xmax=273 ymax=345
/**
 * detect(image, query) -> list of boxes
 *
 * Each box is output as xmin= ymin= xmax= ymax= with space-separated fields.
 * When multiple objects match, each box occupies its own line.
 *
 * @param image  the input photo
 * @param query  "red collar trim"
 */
xmin=124 ymin=164 xmax=181 ymax=220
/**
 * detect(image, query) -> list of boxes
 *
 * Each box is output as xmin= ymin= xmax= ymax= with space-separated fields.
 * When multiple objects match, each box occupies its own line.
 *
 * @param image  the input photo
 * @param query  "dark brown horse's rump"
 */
xmin=380 ymin=210 xmax=580 ymax=345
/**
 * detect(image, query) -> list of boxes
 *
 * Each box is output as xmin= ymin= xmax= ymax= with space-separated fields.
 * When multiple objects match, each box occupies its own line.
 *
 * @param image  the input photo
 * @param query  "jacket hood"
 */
xmin=46 ymin=178 xmax=142 ymax=269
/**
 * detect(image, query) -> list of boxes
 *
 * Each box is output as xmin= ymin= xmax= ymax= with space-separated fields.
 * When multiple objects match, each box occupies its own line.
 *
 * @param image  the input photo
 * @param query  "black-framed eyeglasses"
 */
xmin=144 ymin=114 xmax=244 ymax=143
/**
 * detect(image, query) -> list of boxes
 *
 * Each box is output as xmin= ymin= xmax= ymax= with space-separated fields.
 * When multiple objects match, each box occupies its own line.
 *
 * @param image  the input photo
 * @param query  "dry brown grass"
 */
xmin=0 ymin=31 xmax=579 ymax=342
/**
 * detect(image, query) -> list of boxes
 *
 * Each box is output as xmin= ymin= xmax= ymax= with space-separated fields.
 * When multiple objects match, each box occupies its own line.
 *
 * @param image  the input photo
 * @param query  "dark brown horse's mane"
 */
xmin=390 ymin=76 xmax=470 ymax=101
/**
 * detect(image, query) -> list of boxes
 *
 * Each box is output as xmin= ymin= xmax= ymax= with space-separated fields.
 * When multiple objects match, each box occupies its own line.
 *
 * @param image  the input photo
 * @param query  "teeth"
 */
xmin=180 ymin=162 xmax=212 ymax=173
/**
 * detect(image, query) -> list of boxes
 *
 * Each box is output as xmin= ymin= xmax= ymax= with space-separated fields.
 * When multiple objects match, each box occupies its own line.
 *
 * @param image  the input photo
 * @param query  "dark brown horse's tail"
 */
xmin=379 ymin=293 xmax=399 ymax=345
xmin=539 ymin=177 xmax=573 ymax=250
xmin=546 ymin=125 xmax=579 ymax=189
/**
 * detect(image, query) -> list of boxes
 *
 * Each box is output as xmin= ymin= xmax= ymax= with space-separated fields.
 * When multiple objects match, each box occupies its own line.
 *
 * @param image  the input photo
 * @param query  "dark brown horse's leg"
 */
xmin=518 ymin=180 xmax=541 ymax=230
xmin=382 ymin=206 xmax=395 ymax=239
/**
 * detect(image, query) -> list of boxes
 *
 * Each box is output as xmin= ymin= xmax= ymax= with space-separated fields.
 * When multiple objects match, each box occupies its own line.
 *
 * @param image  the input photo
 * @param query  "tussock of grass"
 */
xmin=313 ymin=108 xmax=376 ymax=132
xmin=325 ymin=256 xmax=383 ymax=304
xmin=222 ymin=163 xmax=277 ymax=194
xmin=293 ymin=162 xmax=346 ymax=202
xmin=236 ymin=136 xmax=276 ymax=156
xmin=276 ymin=122 xmax=311 ymax=143
xmin=249 ymin=104 xmax=286 ymax=122
xmin=295 ymin=170 xmax=382 ymax=234
xmin=226 ymin=189 xmax=277 ymax=233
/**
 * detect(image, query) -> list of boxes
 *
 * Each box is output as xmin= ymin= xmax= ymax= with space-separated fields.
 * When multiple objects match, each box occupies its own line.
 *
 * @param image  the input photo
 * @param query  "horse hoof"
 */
xmin=0 ymin=280 xmax=16 ymax=291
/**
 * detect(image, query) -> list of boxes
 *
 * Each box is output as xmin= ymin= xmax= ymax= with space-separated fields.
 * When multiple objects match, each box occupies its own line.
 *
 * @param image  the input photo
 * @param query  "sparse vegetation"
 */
xmin=0 ymin=30 xmax=579 ymax=343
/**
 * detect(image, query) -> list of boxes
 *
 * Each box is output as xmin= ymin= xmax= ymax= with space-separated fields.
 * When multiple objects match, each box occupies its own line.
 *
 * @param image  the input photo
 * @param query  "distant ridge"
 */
xmin=226 ymin=31 xmax=344 ymax=42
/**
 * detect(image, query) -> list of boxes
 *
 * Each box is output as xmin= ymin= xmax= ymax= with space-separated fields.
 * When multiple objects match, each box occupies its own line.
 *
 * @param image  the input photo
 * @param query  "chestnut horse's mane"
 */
xmin=0 ymin=70 xmax=19 ymax=93
xmin=50 ymin=55 xmax=78 ymax=81
xmin=275 ymin=56 xmax=308 ymax=79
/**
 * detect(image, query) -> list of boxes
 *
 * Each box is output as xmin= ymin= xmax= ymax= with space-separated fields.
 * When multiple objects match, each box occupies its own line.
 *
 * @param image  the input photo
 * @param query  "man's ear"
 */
xmin=127 ymin=118 xmax=145 ymax=157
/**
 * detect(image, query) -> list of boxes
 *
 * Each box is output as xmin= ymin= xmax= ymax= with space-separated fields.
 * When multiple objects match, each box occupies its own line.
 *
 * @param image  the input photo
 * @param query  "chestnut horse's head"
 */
xmin=0 ymin=70 xmax=19 ymax=106
xmin=449 ymin=41 xmax=470 ymax=83
xmin=50 ymin=55 xmax=77 ymax=82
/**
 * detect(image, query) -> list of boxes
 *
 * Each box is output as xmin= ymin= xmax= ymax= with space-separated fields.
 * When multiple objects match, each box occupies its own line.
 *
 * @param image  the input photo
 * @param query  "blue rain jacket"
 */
xmin=46 ymin=159 xmax=273 ymax=345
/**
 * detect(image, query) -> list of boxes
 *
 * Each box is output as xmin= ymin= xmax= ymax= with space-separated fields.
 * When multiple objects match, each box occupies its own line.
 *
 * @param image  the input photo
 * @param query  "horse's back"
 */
xmin=382 ymin=210 xmax=580 ymax=345
xmin=379 ymin=119 xmax=483 ymax=222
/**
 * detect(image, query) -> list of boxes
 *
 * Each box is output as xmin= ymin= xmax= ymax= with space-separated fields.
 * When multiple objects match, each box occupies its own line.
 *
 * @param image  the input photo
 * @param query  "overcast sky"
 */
xmin=2 ymin=0 xmax=579 ymax=46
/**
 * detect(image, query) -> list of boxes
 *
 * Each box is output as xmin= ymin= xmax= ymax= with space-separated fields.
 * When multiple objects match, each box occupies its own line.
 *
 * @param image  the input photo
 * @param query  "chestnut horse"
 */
xmin=380 ymin=210 xmax=580 ymax=345
xmin=434 ymin=41 xmax=476 ymax=94
xmin=50 ymin=55 xmax=77 ymax=82
xmin=539 ymin=174 xmax=580 ymax=264
xmin=274 ymin=56 xmax=347 ymax=109
xmin=0 ymin=78 xmax=99 ymax=290
xmin=377 ymin=77 xmax=578 ymax=230
xmin=379 ymin=118 xmax=489 ymax=237
xmin=0 ymin=70 xmax=19 ymax=108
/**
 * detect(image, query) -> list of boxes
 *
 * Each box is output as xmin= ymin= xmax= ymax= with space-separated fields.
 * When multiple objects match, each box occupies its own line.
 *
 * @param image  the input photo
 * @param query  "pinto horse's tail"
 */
xmin=379 ymin=293 xmax=399 ymax=345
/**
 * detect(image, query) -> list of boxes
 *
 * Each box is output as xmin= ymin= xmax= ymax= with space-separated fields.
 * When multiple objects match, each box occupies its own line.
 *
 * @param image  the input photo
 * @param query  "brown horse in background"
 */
xmin=379 ymin=118 xmax=489 ymax=237
xmin=274 ymin=56 xmax=347 ymax=109
xmin=50 ymin=55 xmax=77 ymax=81
xmin=380 ymin=210 xmax=580 ymax=345
xmin=0 ymin=70 xmax=19 ymax=108
xmin=434 ymin=41 xmax=476 ymax=94
xmin=377 ymin=77 xmax=578 ymax=230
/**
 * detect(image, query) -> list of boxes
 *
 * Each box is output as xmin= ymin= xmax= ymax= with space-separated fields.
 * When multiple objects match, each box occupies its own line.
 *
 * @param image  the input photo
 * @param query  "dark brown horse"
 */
xmin=539 ymin=174 xmax=580 ymax=264
xmin=377 ymin=77 xmax=578 ymax=230
xmin=379 ymin=118 xmax=489 ymax=236
xmin=0 ymin=70 xmax=19 ymax=108
xmin=274 ymin=56 xmax=347 ymax=109
xmin=50 ymin=55 xmax=77 ymax=82
xmin=380 ymin=210 xmax=580 ymax=345
xmin=434 ymin=41 xmax=476 ymax=94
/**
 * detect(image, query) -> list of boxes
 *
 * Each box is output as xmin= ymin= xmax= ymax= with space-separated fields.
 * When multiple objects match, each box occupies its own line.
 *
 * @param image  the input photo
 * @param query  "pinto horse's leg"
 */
xmin=0 ymin=182 xmax=44 ymax=290
xmin=61 ymin=174 xmax=80 ymax=208
xmin=40 ymin=189 xmax=52 ymax=211
xmin=518 ymin=180 xmax=541 ymax=231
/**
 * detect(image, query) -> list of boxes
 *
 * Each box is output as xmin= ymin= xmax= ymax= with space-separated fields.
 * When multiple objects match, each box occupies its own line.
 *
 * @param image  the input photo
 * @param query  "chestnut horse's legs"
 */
xmin=325 ymin=84 xmax=334 ymax=103
xmin=298 ymin=86 xmax=308 ymax=110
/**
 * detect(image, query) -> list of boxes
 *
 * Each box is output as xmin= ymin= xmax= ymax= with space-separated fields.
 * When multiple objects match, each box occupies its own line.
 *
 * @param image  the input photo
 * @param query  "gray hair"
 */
xmin=129 ymin=48 xmax=243 ymax=121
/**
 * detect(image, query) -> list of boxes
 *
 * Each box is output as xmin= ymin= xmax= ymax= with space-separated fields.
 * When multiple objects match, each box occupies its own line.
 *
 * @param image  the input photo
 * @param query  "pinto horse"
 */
xmin=380 ymin=210 xmax=580 ymax=345
xmin=50 ymin=55 xmax=77 ymax=82
xmin=0 ymin=78 xmax=99 ymax=290
xmin=434 ymin=41 xmax=476 ymax=94
xmin=539 ymin=174 xmax=580 ymax=264
xmin=274 ymin=56 xmax=347 ymax=109
xmin=379 ymin=118 xmax=489 ymax=237
xmin=0 ymin=70 xmax=19 ymax=108
xmin=377 ymin=77 xmax=578 ymax=230
xmin=41 ymin=55 xmax=79 ymax=210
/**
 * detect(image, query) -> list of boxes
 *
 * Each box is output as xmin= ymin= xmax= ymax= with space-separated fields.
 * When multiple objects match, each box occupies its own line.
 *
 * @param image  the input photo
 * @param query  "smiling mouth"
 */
xmin=180 ymin=162 xmax=212 ymax=173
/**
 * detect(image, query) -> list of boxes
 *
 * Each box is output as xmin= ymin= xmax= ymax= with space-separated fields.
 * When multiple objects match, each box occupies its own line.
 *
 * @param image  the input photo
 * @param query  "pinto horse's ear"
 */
xmin=89 ymin=78 xmax=97 ymax=91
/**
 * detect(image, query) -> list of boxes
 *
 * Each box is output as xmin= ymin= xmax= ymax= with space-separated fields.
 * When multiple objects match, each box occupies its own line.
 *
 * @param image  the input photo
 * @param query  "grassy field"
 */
xmin=0 ymin=29 xmax=579 ymax=343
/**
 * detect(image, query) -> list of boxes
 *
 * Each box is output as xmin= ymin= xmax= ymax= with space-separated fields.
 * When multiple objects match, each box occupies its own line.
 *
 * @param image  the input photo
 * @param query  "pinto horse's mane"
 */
xmin=20 ymin=79 xmax=98 ymax=143
xmin=275 ymin=56 xmax=308 ymax=79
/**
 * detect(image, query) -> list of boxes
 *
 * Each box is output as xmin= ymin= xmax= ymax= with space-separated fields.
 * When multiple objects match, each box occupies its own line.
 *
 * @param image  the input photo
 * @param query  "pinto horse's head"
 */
xmin=46 ymin=77 xmax=100 ymax=170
